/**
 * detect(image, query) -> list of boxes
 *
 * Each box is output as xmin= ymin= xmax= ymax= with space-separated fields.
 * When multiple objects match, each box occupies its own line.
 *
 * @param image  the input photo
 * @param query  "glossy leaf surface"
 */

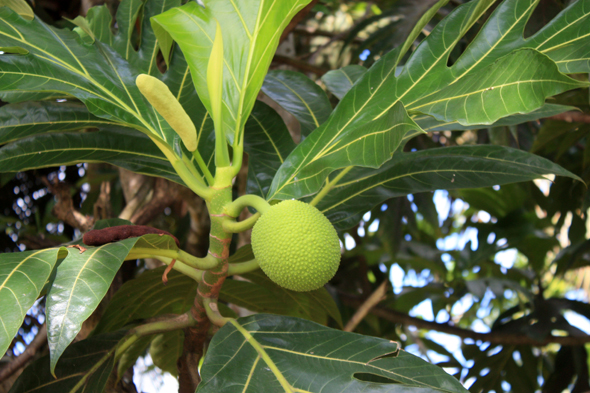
xmin=46 ymin=221 xmax=181 ymax=373
xmin=409 ymin=49 xmax=585 ymax=125
xmin=269 ymin=102 xmax=421 ymax=200
xmin=0 ymin=0 xmax=212 ymax=179
xmin=244 ymin=102 xmax=296 ymax=198
xmin=0 ymin=101 xmax=120 ymax=145
xmin=321 ymin=65 xmax=367 ymax=100
xmin=0 ymin=129 xmax=180 ymax=183
xmin=197 ymin=314 xmax=467 ymax=393
xmin=92 ymin=267 xmax=196 ymax=335
xmin=261 ymin=70 xmax=332 ymax=137
xmin=270 ymin=0 xmax=590 ymax=201
xmin=0 ymin=247 xmax=67 ymax=358
xmin=315 ymin=145 xmax=580 ymax=230
xmin=152 ymin=0 xmax=312 ymax=141
xmin=9 ymin=331 xmax=126 ymax=393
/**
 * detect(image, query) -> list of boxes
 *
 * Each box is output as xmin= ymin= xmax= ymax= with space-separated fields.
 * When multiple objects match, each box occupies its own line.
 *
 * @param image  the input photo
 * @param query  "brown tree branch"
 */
xmin=130 ymin=178 xmax=181 ymax=226
xmin=272 ymin=55 xmax=329 ymax=75
xmin=93 ymin=181 xmax=112 ymax=221
xmin=279 ymin=0 xmax=319 ymax=44
xmin=548 ymin=111 xmax=590 ymax=124
xmin=344 ymin=280 xmax=389 ymax=332
xmin=0 ymin=324 xmax=47 ymax=383
xmin=43 ymin=178 xmax=94 ymax=232
xmin=340 ymin=293 xmax=590 ymax=346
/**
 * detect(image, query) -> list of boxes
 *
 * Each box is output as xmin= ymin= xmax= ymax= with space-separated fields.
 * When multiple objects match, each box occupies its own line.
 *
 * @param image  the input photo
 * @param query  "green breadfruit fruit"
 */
xmin=251 ymin=200 xmax=341 ymax=292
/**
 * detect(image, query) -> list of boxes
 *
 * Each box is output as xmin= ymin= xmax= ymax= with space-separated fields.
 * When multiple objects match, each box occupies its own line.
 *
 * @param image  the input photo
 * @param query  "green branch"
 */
xmin=225 ymin=194 xmax=271 ymax=217
xmin=151 ymin=137 xmax=214 ymax=200
xmin=129 ymin=248 xmax=217 ymax=270
xmin=127 ymin=254 xmax=203 ymax=282
xmin=228 ymin=258 xmax=259 ymax=275
xmin=222 ymin=212 xmax=260 ymax=233
xmin=204 ymin=298 xmax=232 ymax=327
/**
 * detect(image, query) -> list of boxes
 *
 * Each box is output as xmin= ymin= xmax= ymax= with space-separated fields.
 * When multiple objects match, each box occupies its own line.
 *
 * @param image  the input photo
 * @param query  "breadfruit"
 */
xmin=251 ymin=200 xmax=341 ymax=292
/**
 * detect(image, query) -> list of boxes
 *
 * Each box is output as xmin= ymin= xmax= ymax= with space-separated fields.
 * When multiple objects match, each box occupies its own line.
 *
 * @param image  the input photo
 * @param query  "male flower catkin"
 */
xmin=136 ymin=74 xmax=198 ymax=151
xmin=251 ymin=200 xmax=341 ymax=292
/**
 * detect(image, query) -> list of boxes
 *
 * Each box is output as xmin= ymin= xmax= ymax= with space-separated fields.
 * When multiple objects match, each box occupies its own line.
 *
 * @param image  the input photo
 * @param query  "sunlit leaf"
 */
xmin=409 ymin=49 xmax=586 ymax=126
xmin=152 ymin=0 xmax=313 ymax=142
xmin=269 ymin=102 xmax=422 ymax=200
xmin=270 ymin=0 xmax=590 ymax=201
xmin=416 ymin=103 xmax=577 ymax=132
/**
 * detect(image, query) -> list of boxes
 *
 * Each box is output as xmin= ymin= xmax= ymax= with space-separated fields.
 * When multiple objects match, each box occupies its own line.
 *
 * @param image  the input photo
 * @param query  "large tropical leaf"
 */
xmin=244 ymin=102 xmax=296 ymax=199
xmin=0 ymin=8 xmax=166 ymax=140
xmin=321 ymin=65 xmax=367 ymax=100
xmin=151 ymin=0 xmax=313 ymax=142
xmin=0 ymin=247 xmax=67 ymax=358
xmin=314 ymin=145 xmax=581 ymax=230
xmin=269 ymin=101 xmax=422 ymax=200
xmin=9 ymin=331 xmax=126 ymax=393
xmin=197 ymin=314 xmax=468 ymax=393
xmin=45 ymin=220 xmax=180 ymax=373
xmin=0 ymin=129 xmax=181 ymax=183
xmin=92 ymin=266 xmax=196 ymax=335
xmin=268 ymin=0 xmax=590 ymax=201
xmin=320 ymin=65 xmax=576 ymax=133
xmin=0 ymin=0 xmax=212 ymax=180
xmin=261 ymin=70 xmax=332 ymax=138
xmin=409 ymin=49 xmax=584 ymax=125
xmin=0 ymin=101 xmax=120 ymax=145
xmin=220 ymin=270 xmax=342 ymax=327
xmin=415 ymin=103 xmax=577 ymax=132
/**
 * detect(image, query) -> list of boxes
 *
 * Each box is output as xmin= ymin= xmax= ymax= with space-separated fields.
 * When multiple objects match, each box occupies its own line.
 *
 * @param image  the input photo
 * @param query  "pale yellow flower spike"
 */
xmin=207 ymin=21 xmax=229 ymax=167
xmin=136 ymin=74 xmax=198 ymax=152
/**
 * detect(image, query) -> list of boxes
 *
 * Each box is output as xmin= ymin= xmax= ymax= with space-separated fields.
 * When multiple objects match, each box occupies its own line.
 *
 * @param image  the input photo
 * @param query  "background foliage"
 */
xmin=1 ymin=0 xmax=590 ymax=392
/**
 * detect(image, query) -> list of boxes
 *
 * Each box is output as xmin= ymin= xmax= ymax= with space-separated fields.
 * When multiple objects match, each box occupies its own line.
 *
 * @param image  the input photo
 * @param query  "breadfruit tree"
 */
xmin=0 ymin=0 xmax=589 ymax=392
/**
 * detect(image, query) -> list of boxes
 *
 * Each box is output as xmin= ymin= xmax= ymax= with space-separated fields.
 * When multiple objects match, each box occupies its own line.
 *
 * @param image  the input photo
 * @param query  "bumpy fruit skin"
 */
xmin=251 ymin=200 xmax=341 ymax=292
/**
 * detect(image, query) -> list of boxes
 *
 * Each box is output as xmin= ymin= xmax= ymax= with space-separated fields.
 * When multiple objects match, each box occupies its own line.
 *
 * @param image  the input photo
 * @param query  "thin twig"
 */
xmin=272 ymin=55 xmax=329 ymax=75
xmin=279 ymin=0 xmax=319 ymax=44
xmin=0 ymin=324 xmax=47 ymax=383
xmin=42 ymin=178 xmax=93 ymax=232
xmin=344 ymin=280 xmax=389 ymax=332
xmin=340 ymin=293 xmax=590 ymax=346
xmin=548 ymin=111 xmax=590 ymax=124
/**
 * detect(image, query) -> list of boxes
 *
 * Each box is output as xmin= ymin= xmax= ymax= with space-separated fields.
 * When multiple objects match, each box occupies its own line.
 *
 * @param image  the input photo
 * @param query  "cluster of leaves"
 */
xmin=0 ymin=0 xmax=589 ymax=392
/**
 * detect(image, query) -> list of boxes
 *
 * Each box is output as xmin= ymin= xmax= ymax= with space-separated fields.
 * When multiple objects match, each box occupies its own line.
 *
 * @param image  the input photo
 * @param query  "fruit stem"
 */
xmin=310 ymin=166 xmax=354 ymax=207
xmin=228 ymin=258 xmax=260 ymax=275
xmin=128 ymin=248 xmax=217 ymax=270
xmin=222 ymin=212 xmax=260 ymax=233
xmin=224 ymin=194 xmax=271 ymax=217
xmin=127 ymin=254 xmax=203 ymax=282
xmin=204 ymin=298 xmax=232 ymax=327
